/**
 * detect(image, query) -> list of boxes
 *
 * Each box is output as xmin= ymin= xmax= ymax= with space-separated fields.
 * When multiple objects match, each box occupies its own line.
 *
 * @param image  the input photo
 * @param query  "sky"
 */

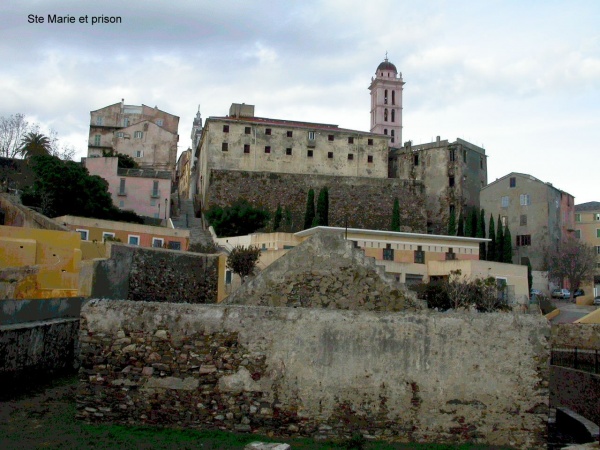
xmin=1 ymin=0 xmax=599 ymax=203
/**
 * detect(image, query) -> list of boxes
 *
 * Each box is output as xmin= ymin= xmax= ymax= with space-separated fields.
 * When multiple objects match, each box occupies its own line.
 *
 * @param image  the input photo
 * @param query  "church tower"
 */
xmin=369 ymin=55 xmax=404 ymax=147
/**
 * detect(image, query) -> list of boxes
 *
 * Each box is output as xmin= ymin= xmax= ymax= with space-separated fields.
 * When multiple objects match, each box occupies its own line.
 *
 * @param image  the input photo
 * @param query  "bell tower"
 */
xmin=369 ymin=54 xmax=404 ymax=147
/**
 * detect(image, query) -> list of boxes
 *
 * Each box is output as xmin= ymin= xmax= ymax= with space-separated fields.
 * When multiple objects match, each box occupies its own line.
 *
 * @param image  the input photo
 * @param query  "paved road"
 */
xmin=551 ymin=299 xmax=598 ymax=323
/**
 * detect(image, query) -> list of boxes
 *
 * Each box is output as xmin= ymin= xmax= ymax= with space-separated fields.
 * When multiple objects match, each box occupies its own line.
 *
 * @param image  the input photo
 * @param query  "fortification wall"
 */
xmin=206 ymin=170 xmax=426 ymax=233
xmin=78 ymin=300 xmax=549 ymax=448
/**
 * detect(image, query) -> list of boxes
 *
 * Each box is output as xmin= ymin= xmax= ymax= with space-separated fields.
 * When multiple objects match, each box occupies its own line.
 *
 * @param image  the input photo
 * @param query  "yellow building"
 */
xmin=0 ymin=225 xmax=82 ymax=298
xmin=574 ymin=201 xmax=600 ymax=302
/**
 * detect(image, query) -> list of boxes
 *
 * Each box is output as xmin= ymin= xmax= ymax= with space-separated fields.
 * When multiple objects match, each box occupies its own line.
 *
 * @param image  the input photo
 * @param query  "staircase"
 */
xmin=172 ymin=199 xmax=213 ymax=246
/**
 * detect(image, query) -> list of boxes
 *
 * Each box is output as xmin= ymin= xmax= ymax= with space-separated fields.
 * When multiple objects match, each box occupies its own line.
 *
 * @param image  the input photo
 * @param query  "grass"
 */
xmin=0 ymin=374 xmax=505 ymax=449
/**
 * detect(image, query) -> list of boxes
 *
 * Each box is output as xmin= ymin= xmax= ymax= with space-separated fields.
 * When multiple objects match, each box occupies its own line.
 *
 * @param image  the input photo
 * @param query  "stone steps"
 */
xmin=172 ymin=199 xmax=214 ymax=246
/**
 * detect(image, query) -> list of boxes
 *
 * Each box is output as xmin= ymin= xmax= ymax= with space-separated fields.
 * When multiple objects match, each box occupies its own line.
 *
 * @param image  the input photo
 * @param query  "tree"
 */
xmin=303 ymin=188 xmax=315 ymax=229
xmin=391 ymin=198 xmax=400 ymax=232
xmin=226 ymin=245 xmax=261 ymax=281
xmin=545 ymin=237 xmax=596 ymax=302
xmin=272 ymin=204 xmax=283 ymax=231
xmin=314 ymin=187 xmax=329 ymax=226
xmin=0 ymin=114 xmax=30 ymax=158
xmin=457 ymin=212 xmax=464 ymax=236
xmin=526 ymin=260 xmax=533 ymax=293
xmin=102 ymin=148 xmax=139 ymax=168
xmin=205 ymin=199 xmax=270 ymax=237
xmin=447 ymin=207 xmax=456 ymax=235
xmin=477 ymin=209 xmax=486 ymax=260
xmin=20 ymin=132 xmax=51 ymax=159
xmin=464 ymin=209 xmax=473 ymax=237
xmin=503 ymin=223 xmax=513 ymax=264
xmin=487 ymin=214 xmax=496 ymax=262
xmin=495 ymin=215 xmax=504 ymax=262
xmin=283 ymin=207 xmax=292 ymax=231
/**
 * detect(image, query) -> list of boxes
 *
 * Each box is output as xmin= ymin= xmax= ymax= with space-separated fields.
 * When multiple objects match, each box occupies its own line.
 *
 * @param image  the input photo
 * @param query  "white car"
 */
xmin=551 ymin=289 xmax=570 ymax=299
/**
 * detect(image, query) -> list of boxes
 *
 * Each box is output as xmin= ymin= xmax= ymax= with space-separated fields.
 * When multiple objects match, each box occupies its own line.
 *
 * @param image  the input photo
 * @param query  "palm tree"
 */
xmin=20 ymin=132 xmax=51 ymax=159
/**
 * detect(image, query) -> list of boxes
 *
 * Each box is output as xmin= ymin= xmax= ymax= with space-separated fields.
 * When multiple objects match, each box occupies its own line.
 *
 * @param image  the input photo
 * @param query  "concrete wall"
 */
xmin=0 ymin=193 xmax=69 ymax=231
xmin=206 ymin=170 xmax=426 ymax=233
xmin=77 ymin=300 xmax=549 ymax=448
xmin=90 ymin=243 xmax=225 ymax=303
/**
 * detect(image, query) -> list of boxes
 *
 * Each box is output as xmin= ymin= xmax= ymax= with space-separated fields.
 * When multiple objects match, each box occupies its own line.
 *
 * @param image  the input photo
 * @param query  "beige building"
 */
xmin=88 ymin=100 xmax=179 ymax=172
xmin=175 ymin=149 xmax=192 ymax=200
xmin=574 ymin=201 xmax=600 ymax=298
xmin=193 ymin=103 xmax=390 ymax=208
xmin=481 ymin=172 xmax=575 ymax=272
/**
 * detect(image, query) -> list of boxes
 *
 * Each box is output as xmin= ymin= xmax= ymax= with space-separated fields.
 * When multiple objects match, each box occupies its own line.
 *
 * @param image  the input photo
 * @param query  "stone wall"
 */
xmin=206 ymin=170 xmax=426 ymax=233
xmin=77 ymin=300 xmax=549 ymax=448
xmin=91 ymin=243 xmax=224 ymax=303
xmin=224 ymin=232 xmax=421 ymax=311
xmin=551 ymin=324 xmax=600 ymax=349
xmin=0 ymin=193 xmax=68 ymax=231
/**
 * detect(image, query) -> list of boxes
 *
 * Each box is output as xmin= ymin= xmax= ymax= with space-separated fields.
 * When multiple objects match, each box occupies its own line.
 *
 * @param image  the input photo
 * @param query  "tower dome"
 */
xmin=376 ymin=58 xmax=397 ymax=73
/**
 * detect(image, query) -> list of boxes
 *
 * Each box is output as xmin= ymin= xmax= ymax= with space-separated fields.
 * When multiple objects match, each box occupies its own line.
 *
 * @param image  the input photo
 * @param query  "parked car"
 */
xmin=551 ymin=289 xmax=571 ymax=299
xmin=573 ymin=289 xmax=585 ymax=298
xmin=593 ymin=296 xmax=600 ymax=306
xmin=530 ymin=289 xmax=542 ymax=297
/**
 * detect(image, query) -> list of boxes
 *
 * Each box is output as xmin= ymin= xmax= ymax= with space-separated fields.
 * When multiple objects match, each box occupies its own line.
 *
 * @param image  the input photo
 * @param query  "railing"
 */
xmin=551 ymin=348 xmax=600 ymax=374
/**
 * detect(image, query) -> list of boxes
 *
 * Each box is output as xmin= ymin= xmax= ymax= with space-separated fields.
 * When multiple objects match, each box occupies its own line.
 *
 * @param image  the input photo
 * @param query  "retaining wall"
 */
xmin=77 ymin=300 xmax=549 ymax=448
xmin=551 ymin=323 xmax=600 ymax=350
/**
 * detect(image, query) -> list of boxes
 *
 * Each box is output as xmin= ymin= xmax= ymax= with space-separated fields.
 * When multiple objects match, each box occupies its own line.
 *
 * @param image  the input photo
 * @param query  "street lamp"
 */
xmin=164 ymin=198 xmax=168 ymax=221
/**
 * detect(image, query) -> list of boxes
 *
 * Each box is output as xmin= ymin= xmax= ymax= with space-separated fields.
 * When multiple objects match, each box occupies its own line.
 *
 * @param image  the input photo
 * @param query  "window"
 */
xmin=413 ymin=154 xmax=419 ymax=166
xmin=520 ymin=194 xmax=531 ymax=206
xmin=118 ymin=178 xmax=126 ymax=196
xmin=327 ymin=152 xmax=333 ymax=159
xmin=445 ymin=248 xmax=456 ymax=261
xmin=462 ymin=149 xmax=467 ymax=163
xmin=265 ymin=128 xmax=271 ymax=135
xmin=501 ymin=196 xmax=509 ymax=208
xmin=392 ymin=91 xmax=396 ymax=105
xmin=480 ymin=156 xmax=484 ymax=170
xmin=76 ymin=229 xmax=89 ymax=241
xmin=93 ymin=135 xmax=101 ymax=146
xmin=152 ymin=238 xmax=164 ymax=248
xmin=367 ymin=139 xmax=373 ymax=146
xmin=516 ymin=235 xmax=531 ymax=246
xmin=575 ymin=213 xmax=581 ymax=222
xmin=595 ymin=214 xmax=600 ymax=221
xmin=383 ymin=244 xmax=394 ymax=261
xmin=449 ymin=149 xmax=455 ymax=162
xmin=245 ymin=127 xmax=251 ymax=134
xmin=575 ymin=230 xmax=581 ymax=239
xmin=134 ymin=131 xmax=143 ymax=139
xmin=152 ymin=180 xmax=159 ymax=198
xmin=348 ymin=137 xmax=354 ymax=144
xmin=597 ymin=246 xmax=600 ymax=255
xmin=384 ymin=129 xmax=388 ymax=135
xmin=414 ymin=246 xmax=425 ymax=264
xmin=328 ymin=135 xmax=334 ymax=141
xmin=391 ymin=109 xmax=395 ymax=122
xmin=264 ymin=146 xmax=271 ymax=154
xmin=449 ymin=176 xmax=455 ymax=187
xmin=391 ymin=130 xmax=395 ymax=143
xmin=307 ymin=150 xmax=313 ymax=158
xmin=597 ymin=229 xmax=600 ymax=238
xmin=119 ymin=200 xmax=124 ymax=207
xmin=150 ymin=199 xmax=156 ymax=206
xmin=520 ymin=214 xmax=527 ymax=226
xmin=384 ymin=109 xmax=388 ymax=122
xmin=128 ymin=235 xmax=140 ymax=246
xmin=222 ymin=142 xmax=228 ymax=152
xmin=367 ymin=155 xmax=373 ymax=163
xmin=168 ymin=241 xmax=181 ymax=250
xmin=286 ymin=148 xmax=292 ymax=156
xmin=244 ymin=144 xmax=250 ymax=154
xmin=102 ymin=232 xmax=115 ymax=242
xmin=384 ymin=90 xmax=388 ymax=104
xmin=223 ymin=125 xmax=229 ymax=132
xmin=96 ymin=117 xmax=103 ymax=126
xmin=135 ymin=150 xmax=143 ymax=158
xmin=156 ymin=119 xmax=163 ymax=126
xmin=123 ymin=118 xmax=129 ymax=127
xmin=348 ymin=153 xmax=354 ymax=160
xmin=510 ymin=177 xmax=516 ymax=188
xmin=287 ymin=131 xmax=293 ymax=137
xmin=116 ymin=132 xmax=124 ymax=138
xmin=308 ymin=131 xmax=315 ymax=140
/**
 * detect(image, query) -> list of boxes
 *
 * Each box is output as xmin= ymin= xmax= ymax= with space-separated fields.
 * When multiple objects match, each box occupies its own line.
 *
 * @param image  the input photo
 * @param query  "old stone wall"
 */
xmin=91 ymin=243 xmax=223 ymax=303
xmin=206 ymin=170 xmax=426 ymax=233
xmin=551 ymin=324 xmax=600 ymax=349
xmin=224 ymin=232 xmax=421 ymax=311
xmin=77 ymin=300 xmax=549 ymax=448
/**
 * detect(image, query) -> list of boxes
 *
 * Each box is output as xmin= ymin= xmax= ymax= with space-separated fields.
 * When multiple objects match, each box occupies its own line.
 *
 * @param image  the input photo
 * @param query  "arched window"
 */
xmin=384 ymin=129 xmax=388 ymax=135
xmin=391 ymin=130 xmax=395 ymax=143
xmin=384 ymin=109 xmax=388 ymax=122
xmin=391 ymin=110 xmax=395 ymax=122
xmin=384 ymin=90 xmax=388 ymax=104
xmin=392 ymin=91 xmax=395 ymax=105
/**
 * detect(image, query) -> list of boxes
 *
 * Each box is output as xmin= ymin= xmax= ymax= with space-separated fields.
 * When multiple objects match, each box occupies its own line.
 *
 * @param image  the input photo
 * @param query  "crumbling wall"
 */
xmin=77 ymin=300 xmax=549 ymax=448
xmin=551 ymin=324 xmax=600 ymax=349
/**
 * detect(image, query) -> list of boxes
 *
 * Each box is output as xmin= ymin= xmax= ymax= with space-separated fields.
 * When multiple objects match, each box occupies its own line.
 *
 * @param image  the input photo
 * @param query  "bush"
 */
xmin=226 ymin=245 xmax=261 ymax=281
xmin=188 ymin=242 xmax=219 ymax=254
xmin=205 ymin=199 xmax=270 ymax=237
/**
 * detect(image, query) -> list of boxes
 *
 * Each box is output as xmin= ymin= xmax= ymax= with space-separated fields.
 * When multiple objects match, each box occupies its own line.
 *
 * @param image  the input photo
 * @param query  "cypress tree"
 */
xmin=447 ymin=208 xmax=456 ymax=235
xmin=477 ymin=209 xmax=486 ymax=260
xmin=464 ymin=208 xmax=473 ymax=237
xmin=315 ymin=187 xmax=328 ymax=226
xmin=273 ymin=204 xmax=283 ymax=231
xmin=323 ymin=187 xmax=329 ymax=226
xmin=457 ymin=212 xmax=465 ymax=236
xmin=496 ymin=215 xmax=504 ymax=262
xmin=303 ymin=188 xmax=315 ymax=229
xmin=503 ymin=223 xmax=513 ymax=264
xmin=470 ymin=208 xmax=478 ymax=238
xmin=527 ymin=260 xmax=533 ymax=292
xmin=488 ymin=214 xmax=496 ymax=262
xmin=391 ymin=198 xmax=401 ymax=232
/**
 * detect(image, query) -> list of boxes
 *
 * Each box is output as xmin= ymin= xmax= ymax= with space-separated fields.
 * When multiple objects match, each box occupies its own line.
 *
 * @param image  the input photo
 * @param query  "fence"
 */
xmin=551 ymin=348 xmax=600 ymax=375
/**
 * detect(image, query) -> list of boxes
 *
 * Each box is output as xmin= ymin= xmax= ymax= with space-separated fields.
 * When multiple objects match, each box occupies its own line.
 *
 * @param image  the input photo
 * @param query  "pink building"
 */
xmin=85 ymin=157 xmax=172 ymax=220
xmin=369 ymin=56 xmax=404 ymax=147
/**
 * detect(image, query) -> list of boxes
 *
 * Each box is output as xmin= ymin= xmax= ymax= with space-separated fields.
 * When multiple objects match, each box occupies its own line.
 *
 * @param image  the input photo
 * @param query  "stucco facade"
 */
xmin=480 ymin=172 xmax=575 ymax=271
xmin=88 ymin=101 xmax=179 ymax=172
xmin=176 ymin=149 xmax=192 ymax=200
xmin=194 ymin=104 xmax=390 ymax=208
xmin=84 ymin=157 xmax=172 ymax=220
xmin=574 ymin=201 xmax=600 ymax=298
xmin=392 ymin=137 xmax=487 ymax=234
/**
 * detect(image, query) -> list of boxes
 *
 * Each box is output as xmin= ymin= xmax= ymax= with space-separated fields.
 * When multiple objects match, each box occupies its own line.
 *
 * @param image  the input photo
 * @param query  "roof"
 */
xmin=377 ymin=60 xmax=397 ymax=73
xmin=482 ymin=172 xmax=574 ymax=197
xmin=208 ymin=115 xmax=385 ymax=136
xmin=117 ymin=168 xmax=171 ymax=179
xmin=295 ymin=226 xmax=490 ymax=243
xmin=575 ymin=201 xmax=600 ymax=212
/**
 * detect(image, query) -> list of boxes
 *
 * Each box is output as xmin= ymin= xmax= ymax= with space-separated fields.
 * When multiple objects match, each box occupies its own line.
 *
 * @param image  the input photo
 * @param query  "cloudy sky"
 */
xmin=1 ymin=0 xmax=598 ymax=203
